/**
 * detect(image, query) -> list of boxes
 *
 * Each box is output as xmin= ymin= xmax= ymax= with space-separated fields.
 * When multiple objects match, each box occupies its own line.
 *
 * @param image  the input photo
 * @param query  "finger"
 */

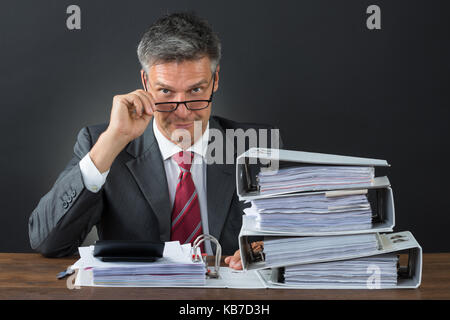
xmin=121 ymin=94 xmax=141 ymax=118
xmin=224 ymin=256 xmax=230 ymax=264
xmin=134 ymin=90 xmax=154 ymax=116
xmin=229 ymin=250 xmax=241 ymax=266
xmin=136 ymin=89 xmax=155 ymax=107
xmin=233 ymin=260 xmax=242 ymax=270
xmin=230 ymin=259 xmax=242 ymax=270
xmin=126 ymin=93 xmax=144 ymax=117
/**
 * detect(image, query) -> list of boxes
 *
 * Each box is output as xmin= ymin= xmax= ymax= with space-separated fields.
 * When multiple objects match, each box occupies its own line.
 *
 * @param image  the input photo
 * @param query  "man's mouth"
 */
xmin=174 ymin=123 xmax=193 ymax=129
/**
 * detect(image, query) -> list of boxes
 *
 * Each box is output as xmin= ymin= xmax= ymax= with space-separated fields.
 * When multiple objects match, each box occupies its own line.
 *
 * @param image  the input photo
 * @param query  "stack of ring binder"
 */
xmin=236 ymin=148 xmax=422 ymax=289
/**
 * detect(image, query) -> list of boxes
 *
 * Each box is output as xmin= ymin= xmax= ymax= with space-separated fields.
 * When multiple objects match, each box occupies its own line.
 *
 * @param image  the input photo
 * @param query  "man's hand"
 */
xmin=224 ymin=249 xmax=242 ymax=270
xmin=224 ymin=241 xmax=264 ymax=271
xmin=89 ymin=89 xmax=155 ymax=173
xmin=108 ymin=89 xmax=155 ymax=143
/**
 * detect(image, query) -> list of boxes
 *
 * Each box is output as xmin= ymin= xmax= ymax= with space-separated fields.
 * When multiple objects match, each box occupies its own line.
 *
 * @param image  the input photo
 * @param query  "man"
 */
xmin=28 ymin=12 xmax=278 ymax=269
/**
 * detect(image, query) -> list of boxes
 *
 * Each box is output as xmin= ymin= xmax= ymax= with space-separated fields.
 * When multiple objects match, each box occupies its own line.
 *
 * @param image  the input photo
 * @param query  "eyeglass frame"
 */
xmin=145 ymin=73 xmax=216 ymax=113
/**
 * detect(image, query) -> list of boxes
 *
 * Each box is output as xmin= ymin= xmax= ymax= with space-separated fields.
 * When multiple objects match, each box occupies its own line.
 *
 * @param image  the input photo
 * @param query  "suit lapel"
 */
xmin=125 ymin=119 xmax=172 ymax=242
xmin=206 ymin=118 xmax=236 ymax=241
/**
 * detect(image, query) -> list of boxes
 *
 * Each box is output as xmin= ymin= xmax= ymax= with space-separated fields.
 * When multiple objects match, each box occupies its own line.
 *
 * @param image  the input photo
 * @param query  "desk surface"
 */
xmin=0 ymin=253 xmax=449 ymax=300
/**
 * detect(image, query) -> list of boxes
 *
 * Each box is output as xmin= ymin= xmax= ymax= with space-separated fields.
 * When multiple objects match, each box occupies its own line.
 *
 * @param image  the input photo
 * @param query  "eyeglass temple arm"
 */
xmin=209 ymin=72 xmax=216 ymax=101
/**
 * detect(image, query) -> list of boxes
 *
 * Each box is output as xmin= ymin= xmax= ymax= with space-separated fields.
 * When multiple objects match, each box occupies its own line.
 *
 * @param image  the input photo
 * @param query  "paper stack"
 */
xmin=258 ymin=165 xmax=374 ymax=195
xmin=263 ymin=234 xmax=379 ymax=267
xmin=236 ymin=148 xmax=423 ymax=289
xmin=72 ymin=241 xmax=206 ymax=287
xmin=282 ymin=254 xmax=399 ymax=287
xmin=244 ymin=190 xmax=373 ymax=233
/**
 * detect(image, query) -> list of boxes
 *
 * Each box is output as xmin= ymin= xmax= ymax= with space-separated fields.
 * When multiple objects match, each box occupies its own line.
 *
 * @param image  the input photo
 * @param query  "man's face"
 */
xmin=144 ymin=56 xmax=219 ymax=147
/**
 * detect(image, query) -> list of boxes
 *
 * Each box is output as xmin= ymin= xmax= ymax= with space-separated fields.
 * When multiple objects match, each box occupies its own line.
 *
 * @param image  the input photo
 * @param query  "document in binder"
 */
xmin=242 ymin=177 xmax=394 ymax=236
xmin=71 ymin=238 xmax=267 ymax=289
xmin=236 ymin=148 xmax=390 ymax=201
xmin=238 ymin=230 xmax=422 ymax=289
xmin=237 ymin=148 xmax=394 ymax=235
xmin=73 ymin=241 xmax=207 ymax=287
xmin=71 ymin=236 xmax=421 ymax=289
xmin=263 ymin=253 xmax=401 ymax=289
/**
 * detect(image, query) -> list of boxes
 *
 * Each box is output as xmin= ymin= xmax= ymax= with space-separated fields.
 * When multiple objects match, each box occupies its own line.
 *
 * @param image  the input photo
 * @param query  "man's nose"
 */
xmin=174 ymin=102 xmax=191 ymax=118
xmin=173 ymin=93 xmax=190 ymax=117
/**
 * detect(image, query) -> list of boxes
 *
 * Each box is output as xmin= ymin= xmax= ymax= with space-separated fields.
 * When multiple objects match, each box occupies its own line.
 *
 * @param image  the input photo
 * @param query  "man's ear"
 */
xmin=140 ymin=70 xmax=148 ymax=91
xmin=214 ymin=65 xmax=220 ymax=92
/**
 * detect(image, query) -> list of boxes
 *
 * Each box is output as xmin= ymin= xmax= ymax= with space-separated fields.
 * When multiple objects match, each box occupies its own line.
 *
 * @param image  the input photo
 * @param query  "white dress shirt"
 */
xmin=79 ymin=120 xmax=213 ymax=254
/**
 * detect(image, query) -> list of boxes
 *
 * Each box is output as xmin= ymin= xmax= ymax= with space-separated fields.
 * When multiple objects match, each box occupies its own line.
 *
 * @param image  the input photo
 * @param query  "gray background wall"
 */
xmin=1 ymin=0 xmax=449 ymax=253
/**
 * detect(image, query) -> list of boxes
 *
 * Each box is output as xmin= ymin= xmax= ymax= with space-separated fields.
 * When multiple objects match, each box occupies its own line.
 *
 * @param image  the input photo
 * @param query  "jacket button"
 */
xmin=67 ymin=195 xmax=72 ymax=203
xmin=71 ymin=190 xmax=77 ymax=198
xmin=63 ymin=201 xmax=69 ymax=209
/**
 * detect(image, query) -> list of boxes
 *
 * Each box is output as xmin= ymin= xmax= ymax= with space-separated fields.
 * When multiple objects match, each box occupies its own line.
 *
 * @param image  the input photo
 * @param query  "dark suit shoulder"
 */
xmin=85 ymin=122 xmax=108 ymax=136
xmin=82 ymin=122 xmax=109 ymax=144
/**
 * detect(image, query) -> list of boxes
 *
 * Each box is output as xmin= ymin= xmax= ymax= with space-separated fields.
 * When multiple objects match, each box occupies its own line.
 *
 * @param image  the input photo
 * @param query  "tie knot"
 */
xmin=172 ymin=151 xmax=194 ymax=171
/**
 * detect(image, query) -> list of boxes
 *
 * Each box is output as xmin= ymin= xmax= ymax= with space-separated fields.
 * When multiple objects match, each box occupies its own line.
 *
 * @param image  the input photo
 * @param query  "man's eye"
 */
xmin=160 ymin=89 xmax=170 ymax=94
xmin=192 ymin=88 xmax=201 ymax=93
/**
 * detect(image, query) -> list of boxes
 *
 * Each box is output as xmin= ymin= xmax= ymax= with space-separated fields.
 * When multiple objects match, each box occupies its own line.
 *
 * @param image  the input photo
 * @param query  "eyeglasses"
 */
xmin=153 ymin=73 xmax=216 ymax=112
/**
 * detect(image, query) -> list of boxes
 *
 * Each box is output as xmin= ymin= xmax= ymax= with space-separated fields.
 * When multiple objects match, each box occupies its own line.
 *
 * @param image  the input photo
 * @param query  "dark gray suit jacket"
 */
xmin=28 ymin=116 xmax=280 ymax=257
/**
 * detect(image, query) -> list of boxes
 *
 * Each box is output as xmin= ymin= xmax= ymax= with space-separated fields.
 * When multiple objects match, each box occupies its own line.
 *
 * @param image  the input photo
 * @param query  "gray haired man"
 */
xmin=28 ymin=12 xmax=279 ymax=269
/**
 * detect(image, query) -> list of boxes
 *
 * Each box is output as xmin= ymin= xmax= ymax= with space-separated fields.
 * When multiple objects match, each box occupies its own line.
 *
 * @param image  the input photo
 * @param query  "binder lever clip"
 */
xmin=191 ymin=234 xmax=221 ymax=279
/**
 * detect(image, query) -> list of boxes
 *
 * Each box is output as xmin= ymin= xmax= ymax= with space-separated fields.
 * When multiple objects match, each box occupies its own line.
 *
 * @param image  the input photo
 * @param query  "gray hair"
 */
xmin=137 ymin=12 xmax=221 ymax=76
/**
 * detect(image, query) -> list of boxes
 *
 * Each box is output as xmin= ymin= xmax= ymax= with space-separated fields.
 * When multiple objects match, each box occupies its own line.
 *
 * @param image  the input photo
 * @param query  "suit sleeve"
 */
xmin=28 ymin=127 xmax=104 ymax=257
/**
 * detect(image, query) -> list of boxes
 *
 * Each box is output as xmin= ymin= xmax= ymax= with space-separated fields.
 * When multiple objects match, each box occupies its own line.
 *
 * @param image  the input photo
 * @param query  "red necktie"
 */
xmin=170 ymin=151 xmax=205 ymax=253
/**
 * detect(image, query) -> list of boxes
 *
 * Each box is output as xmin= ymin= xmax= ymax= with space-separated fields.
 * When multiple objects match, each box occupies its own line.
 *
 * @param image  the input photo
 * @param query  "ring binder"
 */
xmin=191 ymin=234 xmax=222 ymax=278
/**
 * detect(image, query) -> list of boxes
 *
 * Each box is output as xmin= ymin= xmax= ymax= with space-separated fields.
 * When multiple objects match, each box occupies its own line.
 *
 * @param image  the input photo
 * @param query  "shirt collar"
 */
xmin=153 ymin=119 xmax=209 ymax=161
